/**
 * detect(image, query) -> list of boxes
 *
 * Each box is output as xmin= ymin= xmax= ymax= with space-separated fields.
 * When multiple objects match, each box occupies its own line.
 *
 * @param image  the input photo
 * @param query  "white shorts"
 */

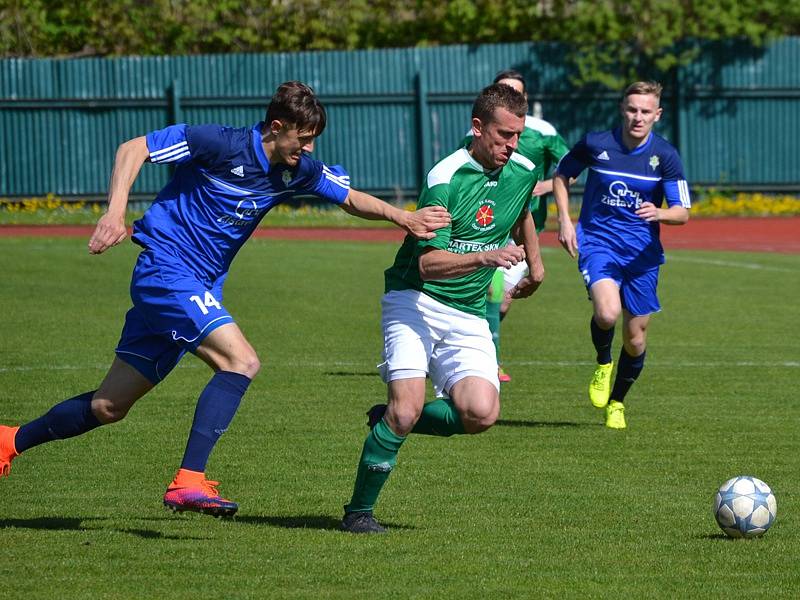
xmin=378 ymin=289 xmax=499 ymax=397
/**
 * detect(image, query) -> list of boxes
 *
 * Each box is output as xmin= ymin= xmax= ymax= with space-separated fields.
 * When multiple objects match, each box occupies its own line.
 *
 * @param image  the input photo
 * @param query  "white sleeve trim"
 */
xmin=150 ymin=141 xmax=189 ymax=164
xmin=678 ymin=179 xmax=692 ymax=208
xmin=510 ymin=152 xmax=535 ymax=171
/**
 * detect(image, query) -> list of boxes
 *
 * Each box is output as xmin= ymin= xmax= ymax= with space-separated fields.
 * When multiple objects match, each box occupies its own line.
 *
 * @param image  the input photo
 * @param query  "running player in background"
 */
xmin=553 ymin=81 xmax=691 ymax=429
xmin=341 ymin=83 xmax=544 ymax=533
xmin=467 ymin=69 xmax=571 ymax=382
xmin=0 ymin=81 xmax=450 ymax=517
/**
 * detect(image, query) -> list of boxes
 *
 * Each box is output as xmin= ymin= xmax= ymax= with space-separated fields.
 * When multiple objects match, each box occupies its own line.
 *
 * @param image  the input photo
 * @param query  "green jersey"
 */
xmin=385 ymin=147 xmax=536 ymax=317
xmin=518 ymin=116 xmax=570 ymax=230
xmin=464 ymin=115 xmax=569 ymax=232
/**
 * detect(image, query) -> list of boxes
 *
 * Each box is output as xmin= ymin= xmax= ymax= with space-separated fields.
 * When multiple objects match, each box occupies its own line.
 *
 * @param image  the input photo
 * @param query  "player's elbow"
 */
xmin=674 ymin=207 xmax=690 ymax=225
xmin=118 ymin=136 xmax=149 ymax=161
xmin=338 ymin=194 xmax=357 ymax=215
xmin=418 ymin=256 xmax=434 ymax=281
xmin=418 ymin=249 xmax=439 ymax=281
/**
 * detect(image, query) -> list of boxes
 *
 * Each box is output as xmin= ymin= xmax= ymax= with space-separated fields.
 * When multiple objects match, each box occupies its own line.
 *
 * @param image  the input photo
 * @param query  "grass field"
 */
xmin=1 ymin=236 xmax=798 ymax=599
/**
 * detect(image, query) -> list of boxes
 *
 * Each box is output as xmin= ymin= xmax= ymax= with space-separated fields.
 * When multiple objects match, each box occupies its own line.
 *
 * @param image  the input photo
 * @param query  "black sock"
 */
xmin=15 ymin=391 xmax=101 ymax=452
xmin=590 ymin=317 xmax=614 ymax=364
xmin=610 ymin=348 xmax=646 ymax=403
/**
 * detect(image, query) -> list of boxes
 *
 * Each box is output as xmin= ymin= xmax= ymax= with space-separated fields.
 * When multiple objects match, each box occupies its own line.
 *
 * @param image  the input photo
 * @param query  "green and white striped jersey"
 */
xmin=384 ymin=147 xmax=537 ymax=317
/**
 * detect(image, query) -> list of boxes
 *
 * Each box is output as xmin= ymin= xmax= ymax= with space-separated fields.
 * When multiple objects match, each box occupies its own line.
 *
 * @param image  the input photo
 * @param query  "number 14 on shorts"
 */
xmin=189 ymin=291 xmax=222 ymax=315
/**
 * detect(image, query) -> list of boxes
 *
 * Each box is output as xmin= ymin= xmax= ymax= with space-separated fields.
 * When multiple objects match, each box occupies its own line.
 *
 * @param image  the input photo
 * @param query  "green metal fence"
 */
xmin=1 ymin=39 xmax=799 ymax=201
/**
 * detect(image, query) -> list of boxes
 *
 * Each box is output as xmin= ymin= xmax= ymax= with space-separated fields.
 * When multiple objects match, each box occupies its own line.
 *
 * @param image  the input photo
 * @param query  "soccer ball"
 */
xmin=713 ymin=476 xmax=777 ymax=538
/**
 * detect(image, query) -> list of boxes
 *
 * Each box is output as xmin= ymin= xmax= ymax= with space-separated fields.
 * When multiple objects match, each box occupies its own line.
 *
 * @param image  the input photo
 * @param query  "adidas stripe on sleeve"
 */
xmin=663 ymin=179 xmax=692 ymax=208
xmin=311 ymin=163 xmax=351 ymax=204
xmin=661 ymin=150 xmax=692 ymax=208
xmin=146 ymin=124 xmax=191 ymax=164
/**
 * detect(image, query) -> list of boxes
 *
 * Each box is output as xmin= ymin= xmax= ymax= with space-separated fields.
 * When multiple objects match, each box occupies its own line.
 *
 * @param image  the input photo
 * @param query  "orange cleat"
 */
xmin=498 ymin=366 xmax=512 ymax=383
xmin=0 ymin=425 xmax=20 ymax=477
xmin=163 ymin=468 xmax=238 ymax=518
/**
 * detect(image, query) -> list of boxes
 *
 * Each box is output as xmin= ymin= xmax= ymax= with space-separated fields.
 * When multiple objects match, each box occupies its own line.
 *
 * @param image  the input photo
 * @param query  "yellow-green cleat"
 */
xmin=605 ymin=400 xmax=626 ymax=429
xmin=589 ymin=362 xmax=614 ymax=408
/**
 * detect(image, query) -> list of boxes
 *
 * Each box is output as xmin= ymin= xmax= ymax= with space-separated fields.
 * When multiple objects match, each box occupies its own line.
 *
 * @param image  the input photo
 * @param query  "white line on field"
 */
xmin=510 ymin=360 xmax=800 ymax=368
xmin=1 ymin=359 xmax=798 ymax=373
xmin=666 ymin=255 xmax=798 ymax=273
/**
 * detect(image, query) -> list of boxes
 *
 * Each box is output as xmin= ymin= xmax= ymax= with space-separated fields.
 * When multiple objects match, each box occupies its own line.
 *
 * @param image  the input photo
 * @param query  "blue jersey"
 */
xmin=557 ymin=127 xmax=691 ymax=270
xmin=132 ymin=122 xmax=350 ymax=282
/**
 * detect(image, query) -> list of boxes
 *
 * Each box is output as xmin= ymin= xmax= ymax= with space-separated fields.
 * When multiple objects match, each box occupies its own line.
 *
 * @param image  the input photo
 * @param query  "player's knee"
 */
xmin=91 ymin=397 xmax=130 ymax=424
xmin=243 ymin=353 xmax=261 ymax=378
xmin=464 ymin=414 xmax=497 ymax=434
xmin=228 ymin=351 xmax=261 ymax=379
xmin=594 ymin=309 xmax=618 ymax=330
xmin=385 ymin=402 xmax=421 ymax=436
xmin=461 ymin=397 xmax=500 ymax=434
xmin=625 ymin=338 xmax=646 ymax=356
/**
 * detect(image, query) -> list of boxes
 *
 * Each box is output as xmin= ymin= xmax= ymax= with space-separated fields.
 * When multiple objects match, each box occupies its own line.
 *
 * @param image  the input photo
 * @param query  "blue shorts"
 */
xmin=115 ymin=250 xmax=234 ymax=384
xmin=578 ymin=248 xmax=661 ymax=316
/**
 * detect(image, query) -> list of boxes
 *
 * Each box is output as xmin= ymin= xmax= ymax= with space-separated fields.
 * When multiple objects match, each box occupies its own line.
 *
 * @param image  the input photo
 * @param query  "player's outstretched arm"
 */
xmin=88 ymin=136 xmax=150 ymax=255
xmin=553 ymin=174 xmax=577 ymax=258
xmin=418 ymin=244 xmax=526 ymax=282
xmin=534 ymin=176 xmax=577 ymax=197
xmin=340 ymin=189 xmax=451 ymax=240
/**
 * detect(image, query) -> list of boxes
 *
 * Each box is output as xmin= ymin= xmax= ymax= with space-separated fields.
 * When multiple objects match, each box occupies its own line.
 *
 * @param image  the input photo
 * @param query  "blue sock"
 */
xmin=610 ymin=348 xmax=646 ymax=403
xmin=590 ymin=317 xmax=614 ymax=364
xmin=14 ymin=391 xmax=101 ymax=453
xmin=180 ymin=371 xmax=251 ymax=473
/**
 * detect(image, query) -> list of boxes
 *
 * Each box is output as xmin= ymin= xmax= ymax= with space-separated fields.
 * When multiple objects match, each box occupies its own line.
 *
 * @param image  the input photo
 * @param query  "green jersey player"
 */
xmin=341 ymin=83 xmax=545 ymax=533
xmin=467 ymin=70 xmax=571 ymax=382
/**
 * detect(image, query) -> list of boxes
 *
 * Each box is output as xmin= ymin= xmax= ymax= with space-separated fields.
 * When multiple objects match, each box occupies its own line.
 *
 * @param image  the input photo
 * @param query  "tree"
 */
xmin=1 ymin=0 xmax=798 ymax=88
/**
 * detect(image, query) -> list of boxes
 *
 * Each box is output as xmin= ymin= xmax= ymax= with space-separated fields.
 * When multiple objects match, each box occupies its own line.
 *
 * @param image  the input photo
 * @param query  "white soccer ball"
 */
xmin=713 ymin=475 xmax=777 ymax=538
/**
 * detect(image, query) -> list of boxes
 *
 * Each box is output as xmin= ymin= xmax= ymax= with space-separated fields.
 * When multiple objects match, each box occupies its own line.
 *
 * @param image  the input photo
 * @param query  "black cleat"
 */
xmin=340 ymin=511 xmax=387 ymax=534
xmin=366 ymin=404 xmax=387 ymax=429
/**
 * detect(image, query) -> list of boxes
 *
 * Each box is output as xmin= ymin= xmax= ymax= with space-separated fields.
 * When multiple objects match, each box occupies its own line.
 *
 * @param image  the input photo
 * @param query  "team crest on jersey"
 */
xmin=282 ymin=170 xmax=293 ymax=187
xmin=649 ymin=155 xmax=660 ymax=170
xmin=472 ymin=201 xmax=496 ymax=232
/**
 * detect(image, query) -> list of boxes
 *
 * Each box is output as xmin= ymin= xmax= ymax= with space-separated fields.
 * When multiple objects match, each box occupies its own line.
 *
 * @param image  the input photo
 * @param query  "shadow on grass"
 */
xmin=324 ymin=371 xmax=380 ymax=377
xmin=0 ymin=517 xmax=215 ymax=540
xmin=235 ymin=514 xmax=414 ymax=532
xmin=0 ymin=516 xmax=106 ymax=531
xmin=118 ymin=528 xmax=211 ymax=541
xmin=697 ymin=533 xmax=747 ymax=541
xmin=235 ymin=514 xmax=342 ymax=530
xmin=495 ymin=419 xmax=599 ymax=428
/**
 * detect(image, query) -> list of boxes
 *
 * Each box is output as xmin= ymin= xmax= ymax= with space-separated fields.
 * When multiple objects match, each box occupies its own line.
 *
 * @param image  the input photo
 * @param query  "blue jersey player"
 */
xmin=553 ymin=81 xmax=691 ymax=429
xmin=0 ymin=81 xmax=450 ymax=516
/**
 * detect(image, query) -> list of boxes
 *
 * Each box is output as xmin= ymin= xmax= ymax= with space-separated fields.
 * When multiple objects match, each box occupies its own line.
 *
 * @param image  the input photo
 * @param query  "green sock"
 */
xmin=344 ymin=419 xmax=406 ymax=513
xmin=411 ymin=398 xmax=465 ymax=437
xmin=486 ymin=300 xmax=501 ymax=359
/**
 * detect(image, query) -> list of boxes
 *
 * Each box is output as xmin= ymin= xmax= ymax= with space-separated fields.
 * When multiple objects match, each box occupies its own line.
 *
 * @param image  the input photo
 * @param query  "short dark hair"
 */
xmin=622 ymin=81 xmax=663 ymax=102
xmin=265 ymin=81 xmax=327 ymax=136
xmin=472 ymin=83 xmax=528 ymax=124
xmin=493 ymin=69 xmax=526 ymax=94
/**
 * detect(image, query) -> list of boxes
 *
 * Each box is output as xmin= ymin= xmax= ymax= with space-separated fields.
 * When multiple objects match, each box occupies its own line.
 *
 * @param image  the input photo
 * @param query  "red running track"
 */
xmin=1 ymin=217 xmax=798 ymax=253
